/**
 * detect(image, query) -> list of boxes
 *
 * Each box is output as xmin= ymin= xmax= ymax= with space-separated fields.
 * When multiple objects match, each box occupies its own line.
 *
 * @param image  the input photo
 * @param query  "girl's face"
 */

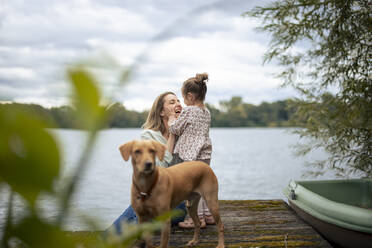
xmin=161 ymin=94 xmax=182 ymax=118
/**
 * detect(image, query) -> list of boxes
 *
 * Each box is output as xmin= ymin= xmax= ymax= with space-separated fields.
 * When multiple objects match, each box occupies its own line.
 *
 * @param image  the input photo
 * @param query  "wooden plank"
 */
xmin=163 ymin=200 xmax=332 ymax=247
xmin=68 ymin=200 xmax=333 ymax=247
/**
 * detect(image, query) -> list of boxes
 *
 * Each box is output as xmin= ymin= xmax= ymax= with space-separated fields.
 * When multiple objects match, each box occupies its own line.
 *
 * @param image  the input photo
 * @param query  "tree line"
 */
xmin=0 ymin=96 xmax=297 ymax=129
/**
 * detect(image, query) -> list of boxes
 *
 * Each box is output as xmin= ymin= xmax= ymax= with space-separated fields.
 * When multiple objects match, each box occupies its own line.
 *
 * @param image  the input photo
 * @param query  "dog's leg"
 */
xmin=137 ymin=216 xmax=155 ymax=248
xmin=186 ymin=194 xmax=201 ymax=246
xmin=160 ymin=218 xmax=171 ymax=248
xmin=203 ymin=193 xmax=225 ymax=248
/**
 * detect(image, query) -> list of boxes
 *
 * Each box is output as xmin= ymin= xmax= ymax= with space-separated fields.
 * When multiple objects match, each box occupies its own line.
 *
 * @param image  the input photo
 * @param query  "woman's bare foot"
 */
xmin=178 ymin=217 xmax=206 ymax=229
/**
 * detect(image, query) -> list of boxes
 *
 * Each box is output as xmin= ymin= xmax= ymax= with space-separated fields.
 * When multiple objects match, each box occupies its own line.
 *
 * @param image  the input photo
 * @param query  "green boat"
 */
xmin=283 ymin=179 xmax=372 ymax=248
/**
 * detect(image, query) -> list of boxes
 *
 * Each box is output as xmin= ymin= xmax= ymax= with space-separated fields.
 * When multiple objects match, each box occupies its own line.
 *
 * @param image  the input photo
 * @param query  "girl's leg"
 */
xmin=202 ymin=200 xmax=215 ymax=225
xmin=196 ymin=158 xmax=215 ymax=224
xmin=178 ymin=157 xmax=211 ymax=229
xmin=197 ymin=197 xmax=205 ymax=217
xmin=198 ymin=197 xmax=215 ymax=225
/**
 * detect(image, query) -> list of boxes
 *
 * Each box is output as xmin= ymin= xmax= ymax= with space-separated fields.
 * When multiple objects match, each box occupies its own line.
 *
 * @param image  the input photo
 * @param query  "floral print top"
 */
xmin=169 ymin=106 xmax=212 ymax=161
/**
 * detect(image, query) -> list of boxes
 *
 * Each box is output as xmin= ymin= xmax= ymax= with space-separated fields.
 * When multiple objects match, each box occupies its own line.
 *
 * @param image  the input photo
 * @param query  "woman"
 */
xmin=109 ymin=91 xmax=186 ymax=235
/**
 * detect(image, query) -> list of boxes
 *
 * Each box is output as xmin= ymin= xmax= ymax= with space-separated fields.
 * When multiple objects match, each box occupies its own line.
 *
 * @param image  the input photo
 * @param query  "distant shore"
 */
xmin=1 ymin=97 xmax=298 ymax=129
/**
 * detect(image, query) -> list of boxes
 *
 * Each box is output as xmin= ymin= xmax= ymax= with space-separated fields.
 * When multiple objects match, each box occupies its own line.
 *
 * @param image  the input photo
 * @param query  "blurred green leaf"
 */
xmin=106 ymin=221 xmax=164 ymax=248
xmin=105 ymin=210 xmax=180 ymax=247
xmin=0 ymin=107 xmax=60 ymax=205
xmin=67 ymin=68 xmax=106 ymax=130
xmin=11 ymin=215 xmax=77 ymax=248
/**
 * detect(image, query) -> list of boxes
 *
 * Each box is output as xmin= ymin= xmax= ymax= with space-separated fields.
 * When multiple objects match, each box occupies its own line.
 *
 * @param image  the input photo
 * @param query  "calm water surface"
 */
xmin=0 ymin=128 xmax=335 ymax=230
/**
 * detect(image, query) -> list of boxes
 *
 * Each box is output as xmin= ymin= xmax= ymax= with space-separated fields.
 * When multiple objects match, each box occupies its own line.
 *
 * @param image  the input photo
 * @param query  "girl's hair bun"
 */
xmin=195 ymin=73 xmax=208 ymax=84
xmin=182 ymin=72 xmax=209 ymax=101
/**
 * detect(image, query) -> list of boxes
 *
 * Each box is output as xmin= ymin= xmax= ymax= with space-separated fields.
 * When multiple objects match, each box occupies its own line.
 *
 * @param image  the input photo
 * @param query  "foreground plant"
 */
xmin=0 ymin=66 xmax=164 ymax=248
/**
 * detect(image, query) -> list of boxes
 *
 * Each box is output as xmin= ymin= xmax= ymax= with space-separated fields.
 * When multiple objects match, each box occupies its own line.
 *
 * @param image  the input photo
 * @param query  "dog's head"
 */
xmin=119 ymin=140 xmax=166 ymax=174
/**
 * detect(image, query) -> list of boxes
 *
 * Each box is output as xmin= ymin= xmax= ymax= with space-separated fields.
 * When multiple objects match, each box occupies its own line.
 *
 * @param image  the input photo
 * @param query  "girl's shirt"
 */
xmin=140 ymin=129 xmax=173 ymax=167
xmin=169 ymin=106 xmax=212 ymax=161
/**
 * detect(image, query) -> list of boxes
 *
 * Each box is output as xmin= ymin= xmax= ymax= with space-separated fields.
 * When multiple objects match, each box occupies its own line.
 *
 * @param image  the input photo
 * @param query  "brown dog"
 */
xmin=119 ymin=139 xmax=224 ymax=248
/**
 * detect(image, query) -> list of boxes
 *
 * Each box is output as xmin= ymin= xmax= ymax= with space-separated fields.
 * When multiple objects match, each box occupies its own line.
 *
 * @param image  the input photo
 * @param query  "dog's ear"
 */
xmin=119 ymin=140 xmax=134 ymax=161
xmin=151 ymin=140 xmax=166 ymax=161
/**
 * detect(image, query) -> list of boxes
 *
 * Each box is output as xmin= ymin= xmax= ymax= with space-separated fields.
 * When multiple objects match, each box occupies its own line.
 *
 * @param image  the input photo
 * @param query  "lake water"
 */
xmin=0 ymin=128 xmax=336 ymax=231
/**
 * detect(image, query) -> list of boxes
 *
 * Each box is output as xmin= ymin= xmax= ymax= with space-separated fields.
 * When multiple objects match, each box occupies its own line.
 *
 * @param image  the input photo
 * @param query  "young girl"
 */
xmin=168 ymin=72 xmax=215 ymax=228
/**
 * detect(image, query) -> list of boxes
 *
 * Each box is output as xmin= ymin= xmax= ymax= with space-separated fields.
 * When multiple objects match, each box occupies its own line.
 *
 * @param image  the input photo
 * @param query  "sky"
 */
xmin=0 ymin=0 xmax=298 ymax=111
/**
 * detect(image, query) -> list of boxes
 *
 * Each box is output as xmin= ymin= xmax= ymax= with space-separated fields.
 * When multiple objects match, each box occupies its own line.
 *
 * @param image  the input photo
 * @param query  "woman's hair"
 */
xmin=182 ymin=73 xmax=208 ymax=101
xmin=142 ymin=91 xmax=176 ymax=134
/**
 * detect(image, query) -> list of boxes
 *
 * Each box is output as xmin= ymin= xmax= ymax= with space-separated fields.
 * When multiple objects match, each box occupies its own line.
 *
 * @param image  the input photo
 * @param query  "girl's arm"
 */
xmin=166 ymin=133 xmax=176 ymax=154
xmin=169 ymin=107 xmax=191 ymax=136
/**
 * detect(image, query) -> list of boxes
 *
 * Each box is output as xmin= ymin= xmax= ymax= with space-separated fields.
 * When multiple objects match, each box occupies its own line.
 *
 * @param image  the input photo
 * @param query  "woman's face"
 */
xmin=161 ymin=94 xmax=182 ymax=119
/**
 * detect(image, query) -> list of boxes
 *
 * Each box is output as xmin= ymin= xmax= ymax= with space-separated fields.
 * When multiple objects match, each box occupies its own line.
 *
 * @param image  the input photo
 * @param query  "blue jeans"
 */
xmin=109 ymin=202 xmax=187 ymax=235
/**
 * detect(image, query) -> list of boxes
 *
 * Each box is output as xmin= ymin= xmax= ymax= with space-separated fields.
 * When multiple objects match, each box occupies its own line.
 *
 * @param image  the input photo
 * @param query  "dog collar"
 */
xmin=133 ymin=171 xmax=159 ymax=201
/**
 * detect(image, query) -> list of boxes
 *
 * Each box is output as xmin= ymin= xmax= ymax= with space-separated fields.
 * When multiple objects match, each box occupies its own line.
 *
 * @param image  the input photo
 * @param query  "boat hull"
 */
xmin=289 ymin=199 xmax=372 ymax=248
xmin=284 ymin=179 xmax=372 ymax=248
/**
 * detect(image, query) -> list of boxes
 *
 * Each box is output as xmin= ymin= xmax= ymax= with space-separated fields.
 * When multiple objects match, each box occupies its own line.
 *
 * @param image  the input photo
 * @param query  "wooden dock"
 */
xmin=69 ymin=200 xmax=333 ymax=247
xmin=166 ymin=200 xmax=332 ymax=247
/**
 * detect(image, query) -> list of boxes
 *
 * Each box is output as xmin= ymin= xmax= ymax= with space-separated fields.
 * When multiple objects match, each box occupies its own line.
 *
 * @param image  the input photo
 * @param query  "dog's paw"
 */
xmin=186 ymin=239 xmax=199 ymax=246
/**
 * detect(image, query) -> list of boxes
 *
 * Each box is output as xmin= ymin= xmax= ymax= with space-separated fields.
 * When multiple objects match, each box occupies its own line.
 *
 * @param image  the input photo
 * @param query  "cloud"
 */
xmin=0 ymin=67 xmax=36 ymax=81
xmin=0 ymin=0 xmax=154 ymax=47
xmin=0 ymin=0 xmax=294 ymax=111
